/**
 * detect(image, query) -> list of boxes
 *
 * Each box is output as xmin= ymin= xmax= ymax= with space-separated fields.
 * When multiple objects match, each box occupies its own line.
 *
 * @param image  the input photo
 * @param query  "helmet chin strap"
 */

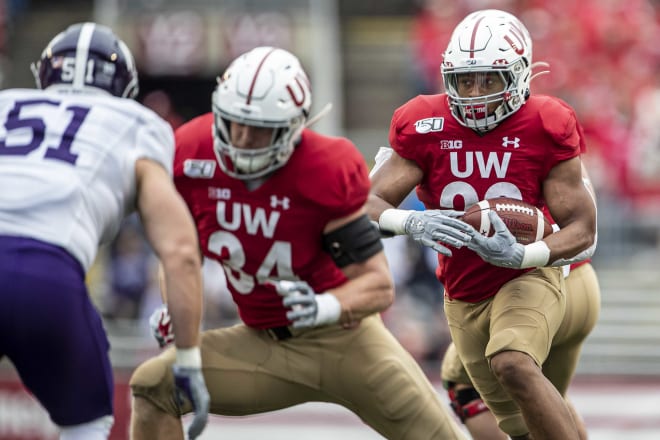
xmin=530 ymin=61 xmax=551 ymax=82
xmin=305 ymin=103 xmax=333 ymax=128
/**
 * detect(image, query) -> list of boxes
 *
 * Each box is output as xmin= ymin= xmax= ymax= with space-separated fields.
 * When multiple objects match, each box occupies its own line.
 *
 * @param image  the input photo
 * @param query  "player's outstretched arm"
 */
xmin=135 ymin=158 xmax=203 ymax=349
xmin=135 ymin=158 xmax=209 ymax=439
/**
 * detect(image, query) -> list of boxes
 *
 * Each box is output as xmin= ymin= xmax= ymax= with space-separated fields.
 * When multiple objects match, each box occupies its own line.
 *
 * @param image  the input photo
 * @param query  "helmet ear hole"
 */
xmin=33 ymin=22 xmax=139 ymax=99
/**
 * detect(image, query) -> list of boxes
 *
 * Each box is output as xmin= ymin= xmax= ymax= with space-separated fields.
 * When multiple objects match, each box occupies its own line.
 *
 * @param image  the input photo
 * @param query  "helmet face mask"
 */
xmin=212 ymin=46 xmax=311 ymax=180
xmin=31 ymin=22 xmax=139 ymax=99
xmin=441 ymin=10 xmax=532 ymax=133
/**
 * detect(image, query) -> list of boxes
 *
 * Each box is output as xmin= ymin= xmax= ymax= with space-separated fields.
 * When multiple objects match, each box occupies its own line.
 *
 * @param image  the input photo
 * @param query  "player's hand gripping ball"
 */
xmin=460 ymin=197 xmax=553 ymax=244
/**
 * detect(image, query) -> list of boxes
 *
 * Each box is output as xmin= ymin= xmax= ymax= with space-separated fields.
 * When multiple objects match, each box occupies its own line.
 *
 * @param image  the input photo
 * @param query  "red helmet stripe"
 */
xmin=469 ymin=15 xmax=486 ymax=58
xmin=246 ymin=47 xmax=277 ymax=105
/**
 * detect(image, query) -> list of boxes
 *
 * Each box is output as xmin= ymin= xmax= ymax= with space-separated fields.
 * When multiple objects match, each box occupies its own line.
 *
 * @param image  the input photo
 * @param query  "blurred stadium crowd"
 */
xmin=411 ymin=0 xmax=660 ymax=206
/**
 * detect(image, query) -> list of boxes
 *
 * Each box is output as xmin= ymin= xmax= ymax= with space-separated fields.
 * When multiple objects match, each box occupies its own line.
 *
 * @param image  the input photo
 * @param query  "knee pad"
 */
xmin=446 ymin=382 xmax=489 ymax=423
xmin=59 ymin=415 xmax=113 ymax=440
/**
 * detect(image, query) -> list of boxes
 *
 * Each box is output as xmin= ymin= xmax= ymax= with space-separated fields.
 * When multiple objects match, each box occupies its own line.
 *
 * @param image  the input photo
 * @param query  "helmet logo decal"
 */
xmin=286 ymin=75 xmax=308 ymax=107
xmin=504 ymin=23 xmax=526 ymax=55
xmin=246 ymin=47 xmax=277 ymax=105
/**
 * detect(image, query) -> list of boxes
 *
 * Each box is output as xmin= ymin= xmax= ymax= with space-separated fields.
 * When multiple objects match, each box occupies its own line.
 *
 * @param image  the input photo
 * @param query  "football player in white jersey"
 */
xmin=0 ymin=23 xmax=209 ymax=440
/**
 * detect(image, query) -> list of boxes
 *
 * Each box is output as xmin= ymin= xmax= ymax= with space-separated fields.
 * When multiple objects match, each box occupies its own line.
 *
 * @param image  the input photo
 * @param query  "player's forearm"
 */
xmin=333 ymin=257 xmax=394 ymax=325
xmin=544 ymin=222 xmax=596 ymax=264
xmin=161 ymin=251 xmax=203 ymax=348
xmin=365 ymin=193 xmax=396 ymax=224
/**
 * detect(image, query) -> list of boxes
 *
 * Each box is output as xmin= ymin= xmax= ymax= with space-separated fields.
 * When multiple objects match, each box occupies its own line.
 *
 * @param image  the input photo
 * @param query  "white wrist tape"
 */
xmin=520 ymin=241 xmax=551 ymax=268
xmin=378 ymin=209 xmax=414 ymax=235
xmin=175 ymin=347 xmax=202 ymax=368
xmin=314 ymin=293 xmax=342 ymax=326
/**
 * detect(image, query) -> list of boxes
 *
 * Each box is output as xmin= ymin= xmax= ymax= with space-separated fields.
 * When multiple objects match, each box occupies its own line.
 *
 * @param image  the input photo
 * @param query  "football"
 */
xmin=460 ymin=197 xmax=553 ymax=244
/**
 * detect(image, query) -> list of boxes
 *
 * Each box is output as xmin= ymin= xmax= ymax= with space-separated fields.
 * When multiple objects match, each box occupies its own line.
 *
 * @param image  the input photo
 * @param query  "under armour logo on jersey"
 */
xmin=502 ymin=137 xmax=520 ymax=148
xmin=184 ymin=159 xmax=216 ymax=178
xmin=270 ymin=195 xmax=290 ymax=210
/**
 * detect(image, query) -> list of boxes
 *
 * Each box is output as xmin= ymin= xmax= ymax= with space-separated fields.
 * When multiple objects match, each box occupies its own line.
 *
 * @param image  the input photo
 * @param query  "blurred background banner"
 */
xmin=1 ymin=0 xmax=660 ymax=438
xmin=97 ymin=0 xmax=344 ymax=136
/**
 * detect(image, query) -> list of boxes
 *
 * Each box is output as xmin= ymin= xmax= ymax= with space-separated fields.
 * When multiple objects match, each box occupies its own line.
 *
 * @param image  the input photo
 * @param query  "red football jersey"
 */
xmin=174 ymin=113 xmax=370 ymax=328
xmin=390 ymin=94 xmax=584 ymax=302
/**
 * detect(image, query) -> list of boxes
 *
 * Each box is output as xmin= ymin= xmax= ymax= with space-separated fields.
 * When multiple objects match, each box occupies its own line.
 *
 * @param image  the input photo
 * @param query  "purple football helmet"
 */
xmin=31 ymin=22 xmax=139 ymax=99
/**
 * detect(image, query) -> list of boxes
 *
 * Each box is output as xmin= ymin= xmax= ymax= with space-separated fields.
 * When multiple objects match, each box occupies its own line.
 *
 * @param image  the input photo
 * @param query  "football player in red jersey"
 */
xmin=367 ymin=9 xmax=597 ymax=440
xmin=129 ymin=46 xmax=467 ymax=440
xmin=440 ymin=164 xmax=600 ymax=440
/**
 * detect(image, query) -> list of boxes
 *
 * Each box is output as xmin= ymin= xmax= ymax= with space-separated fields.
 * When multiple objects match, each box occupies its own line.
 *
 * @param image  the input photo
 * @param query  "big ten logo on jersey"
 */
xmin=415 ymin=117 xmax=444 ymax=134
xmin=441 ymin=139 xmax=462 ymax=150
xmin=208 ymin=186 xmax=231 ymax=200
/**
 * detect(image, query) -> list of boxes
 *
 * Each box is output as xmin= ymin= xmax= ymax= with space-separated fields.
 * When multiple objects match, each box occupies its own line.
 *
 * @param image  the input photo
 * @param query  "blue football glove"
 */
xmin=173 ymin=361 xmax=210 ymax=440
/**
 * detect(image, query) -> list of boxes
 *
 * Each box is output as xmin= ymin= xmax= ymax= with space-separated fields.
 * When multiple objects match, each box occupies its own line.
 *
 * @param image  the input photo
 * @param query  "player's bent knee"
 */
xmin=490 ymin=351 xmax=537 ymax=388
xmin=445 ymin=382 xmax=489 ymax=423
xmin=59 ymin=415 xmax=114 ymax=440
xmin=130 ymin=355 xmax=171 ymax=388
xmin=130 ymin=355 xmax=179 ymax=416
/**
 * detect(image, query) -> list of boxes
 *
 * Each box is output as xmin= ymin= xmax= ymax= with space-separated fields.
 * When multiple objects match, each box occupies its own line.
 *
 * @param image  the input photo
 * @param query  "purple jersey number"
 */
xmin=0 ymin=99 xmax=90 ymax=165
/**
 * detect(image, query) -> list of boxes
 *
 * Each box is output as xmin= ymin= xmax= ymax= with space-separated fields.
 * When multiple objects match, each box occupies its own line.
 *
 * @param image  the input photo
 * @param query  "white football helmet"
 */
xmin=212 ymin=46 xmax=312 ymax=180
xmin=441 ymin=9 xmax=533 ymax=133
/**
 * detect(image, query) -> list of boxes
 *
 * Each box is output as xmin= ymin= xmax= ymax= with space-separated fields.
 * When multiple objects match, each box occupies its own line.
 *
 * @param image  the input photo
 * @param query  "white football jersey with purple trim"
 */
xmin=0 ymin=88 xmax=174 ymax=270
